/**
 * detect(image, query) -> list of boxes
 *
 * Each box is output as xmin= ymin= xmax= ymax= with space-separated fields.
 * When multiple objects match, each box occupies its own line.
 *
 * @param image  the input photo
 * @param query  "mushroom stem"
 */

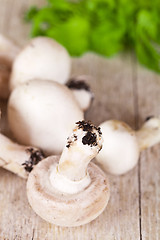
xmin=58 ymin=146 xmax=93 ymax=181
xmin=0 ymin=133 xmax=44 ymax=178
xmin=58 ymin=121 xmax=103 ymax=181
xmin=136 ymin=116 xmax=160 ymax=151
xmin=50 ymin=120 xmax=103 ymax=194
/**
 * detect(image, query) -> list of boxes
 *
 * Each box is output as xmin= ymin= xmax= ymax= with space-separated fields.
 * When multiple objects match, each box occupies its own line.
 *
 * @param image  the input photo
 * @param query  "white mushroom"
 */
xmin=0 ymin=132 xmax=44 ymax=178
xmin=96 ymin=117 xmax=160 ymax=175
xmin=27 ymin=121 xmax=110 ymax=227
xmin=0 ymin=34 xmax=20 ymax=98
xmin=10 ymin=37 xmax=71 ymax=91
xmin=66 ymin=75 xmax=94 ymax=111
xmin=8 ymin=79 xmax=84 ymax=155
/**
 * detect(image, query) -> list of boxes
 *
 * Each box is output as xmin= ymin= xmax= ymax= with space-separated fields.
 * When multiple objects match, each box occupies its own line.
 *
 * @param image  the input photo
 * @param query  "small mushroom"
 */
xmin=8 ymin=79 xmax=84 ymax=155
xmin=0 ymin=34 xmax=20 ymax=98
xmin=66 ymin=75 xmax=94 ymax=111
xmin=96 ymin=117 xmax=160 ymax=175
xmin=10 ymin=37 xmax=71 ymax=91
xmin=0 ymin=131 xmax=44 ymax=178
xmin=27 ymin=121 xmax=110 ymax=227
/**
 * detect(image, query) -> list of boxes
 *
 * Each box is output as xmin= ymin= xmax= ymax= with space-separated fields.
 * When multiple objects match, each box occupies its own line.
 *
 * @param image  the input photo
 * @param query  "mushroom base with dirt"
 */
xmin=0 ymin=132 xmax=44 ymax=178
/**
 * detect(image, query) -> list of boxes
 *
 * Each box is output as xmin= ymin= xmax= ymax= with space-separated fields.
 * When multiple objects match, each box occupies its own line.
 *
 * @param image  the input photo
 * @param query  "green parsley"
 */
xmin=25 ymin=0 xmax=160 ymax=73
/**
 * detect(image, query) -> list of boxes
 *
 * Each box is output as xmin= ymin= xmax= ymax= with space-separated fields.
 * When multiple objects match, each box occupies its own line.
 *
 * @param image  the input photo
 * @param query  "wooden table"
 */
xmin=0 ymin=1 xmax=160 ymax=239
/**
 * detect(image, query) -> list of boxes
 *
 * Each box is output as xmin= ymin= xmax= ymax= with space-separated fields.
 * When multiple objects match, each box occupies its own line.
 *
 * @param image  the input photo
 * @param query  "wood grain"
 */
xmin=0 ymin=0 xmax=159 ymax=239
xmin=136 ymin=67 xmax=160 ymax=240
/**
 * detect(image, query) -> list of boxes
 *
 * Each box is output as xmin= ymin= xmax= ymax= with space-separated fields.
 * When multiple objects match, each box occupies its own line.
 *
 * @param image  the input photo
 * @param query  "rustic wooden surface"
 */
xmin=0 ymin=0 xmax=160 ymax=239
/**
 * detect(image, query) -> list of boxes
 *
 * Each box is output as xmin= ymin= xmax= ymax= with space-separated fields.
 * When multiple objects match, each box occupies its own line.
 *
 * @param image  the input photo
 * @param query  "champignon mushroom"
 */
xmin=8 ymin=79 xmax=84 ymax=155
xmin=10 ymin=37 xmax=71 ymax=91
xmin=0 ymin=131 xmax=44 ymax=178
xmin=27 ymin=120 xmax=110 ymax=227
xmin=0 ymin=34 xmax=20 ymax=98
xmin=66 ymin=75 xmax=94 ymax=111
xmin=96 ymin=117 xmax=160 ymax=175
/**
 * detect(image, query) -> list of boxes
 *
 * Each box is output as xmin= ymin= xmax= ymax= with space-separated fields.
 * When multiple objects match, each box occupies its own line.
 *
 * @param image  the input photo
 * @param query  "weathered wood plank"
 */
xmin=0 ymin=0 xmax=45 ymax=45
xmin=136 ymin=67 xmax=160 ymax=240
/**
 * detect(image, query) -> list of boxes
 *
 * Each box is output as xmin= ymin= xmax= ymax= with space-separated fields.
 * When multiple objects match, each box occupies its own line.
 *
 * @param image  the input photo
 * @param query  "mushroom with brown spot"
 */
xmin=96 ymin=117 xmax=160 ymax=175
xmin=27 ymin=120 xmax=110 ymax=227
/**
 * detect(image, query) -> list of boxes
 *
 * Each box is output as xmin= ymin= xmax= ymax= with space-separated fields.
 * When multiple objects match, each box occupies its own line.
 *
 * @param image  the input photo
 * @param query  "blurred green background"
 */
xmin=26 ymin=0 xmax=160 ymax=73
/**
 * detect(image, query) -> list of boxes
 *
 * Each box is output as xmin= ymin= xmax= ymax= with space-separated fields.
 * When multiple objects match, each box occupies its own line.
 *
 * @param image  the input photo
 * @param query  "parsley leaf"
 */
xmin=25 ymin=0 xmax=160 ymax=73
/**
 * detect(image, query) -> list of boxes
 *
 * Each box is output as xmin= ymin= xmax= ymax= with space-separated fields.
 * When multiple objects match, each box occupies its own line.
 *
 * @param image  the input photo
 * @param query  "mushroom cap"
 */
xmin=8 ymin=79 xmax=83 ymax=154
xmin=96 ymin=120 xmax=139 ymax=175
xmin=10 ymin=37 xmax=71 ymax=91
xmin=27 ymin=155 xmax=110 ymax=227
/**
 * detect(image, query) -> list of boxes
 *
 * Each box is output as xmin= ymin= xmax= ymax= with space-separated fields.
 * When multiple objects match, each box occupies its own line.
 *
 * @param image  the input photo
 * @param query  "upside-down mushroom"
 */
xmin=10 ymin=37 xmax=71 ymax=91
xmin=8 ymin=79 xmax=84 ymax=155
xmin=96 ymin=117 xmax=160 ymax=175
xmin=27 ymin=121 xmax=110 ymax=227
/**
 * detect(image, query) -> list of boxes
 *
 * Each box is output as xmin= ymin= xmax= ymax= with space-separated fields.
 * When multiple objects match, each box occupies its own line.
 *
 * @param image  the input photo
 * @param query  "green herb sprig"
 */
xmin=26 ymin=0 xmax=160 ymax=73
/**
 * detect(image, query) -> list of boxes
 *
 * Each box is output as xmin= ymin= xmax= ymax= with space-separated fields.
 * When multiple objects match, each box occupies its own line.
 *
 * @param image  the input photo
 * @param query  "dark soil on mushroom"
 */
xmin=82 ymin=132 xmax=97 ymax=147
xmin=22 ymin=148 xmax=45 ymax=172
xmin=66 ymin=79 xmax=90 ymax=92
xmin=76 ymin=120 xmax=102 ymax=147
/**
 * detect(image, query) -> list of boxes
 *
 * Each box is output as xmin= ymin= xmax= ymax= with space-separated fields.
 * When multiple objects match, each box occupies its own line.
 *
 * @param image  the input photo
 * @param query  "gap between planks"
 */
xmin=131 ymin=56 xmax=142 ymax=240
